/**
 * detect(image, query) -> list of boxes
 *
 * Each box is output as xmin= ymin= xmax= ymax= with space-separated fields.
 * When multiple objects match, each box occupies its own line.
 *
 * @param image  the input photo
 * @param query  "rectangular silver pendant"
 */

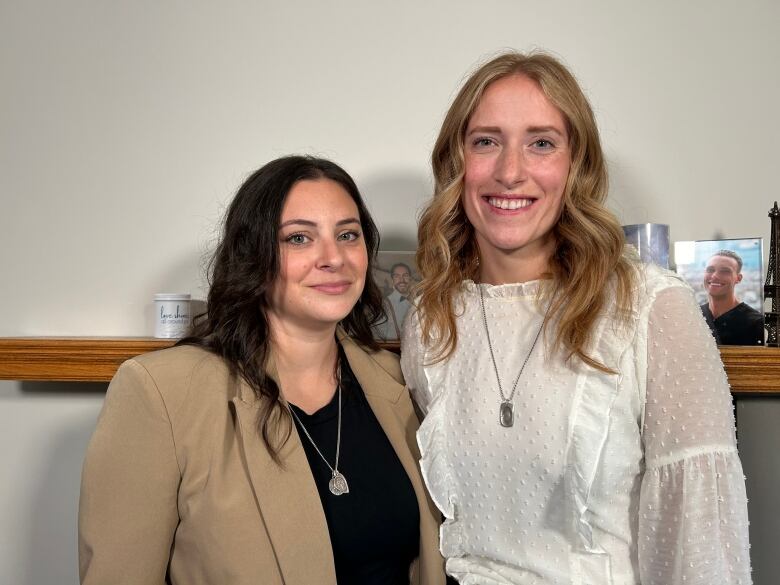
xmin=499 ymin=401 xmax=514 ymax=427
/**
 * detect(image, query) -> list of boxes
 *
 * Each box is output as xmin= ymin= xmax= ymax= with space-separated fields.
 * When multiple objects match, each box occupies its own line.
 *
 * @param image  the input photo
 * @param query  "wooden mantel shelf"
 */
xmin=0 ymin=338 xmax=175 ymax=383
xmin=0 ymin=338 xmax=776 ymax=395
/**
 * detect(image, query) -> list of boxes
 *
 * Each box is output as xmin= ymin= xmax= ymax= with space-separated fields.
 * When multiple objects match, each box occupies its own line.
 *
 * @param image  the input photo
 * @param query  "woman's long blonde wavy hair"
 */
xmin=416 ymin=51 xmax=637 ymax=372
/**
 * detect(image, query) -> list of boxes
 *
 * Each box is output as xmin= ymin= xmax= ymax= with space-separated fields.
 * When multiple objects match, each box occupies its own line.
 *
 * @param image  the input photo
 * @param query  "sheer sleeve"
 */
xmin=639 ymin=285 xmax=752 ymax=585
xmin=400 ymin=308 xmax=433 ymax=416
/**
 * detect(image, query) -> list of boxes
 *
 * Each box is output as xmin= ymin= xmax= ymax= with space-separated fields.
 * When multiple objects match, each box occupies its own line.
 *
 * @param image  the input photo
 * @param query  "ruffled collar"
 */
xmin=462 ymin=279 xmax=543 ymax=298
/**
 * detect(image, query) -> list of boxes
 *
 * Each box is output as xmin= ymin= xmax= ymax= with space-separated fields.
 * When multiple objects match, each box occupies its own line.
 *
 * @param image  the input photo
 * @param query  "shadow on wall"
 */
xmin=607 ymin=155 xmax=657 ymax=226
xmin=736 ymin=399 xmax=780 ymax=585
xmin=20 ymin=382 xmax=107 ymax=395
xmin=358 ymin=170 xmax=431 ymax=252
xmin=18 ymin=384 xmax=106 ymax=585
xmin=607 ymin=155 xmax=729 ymax=240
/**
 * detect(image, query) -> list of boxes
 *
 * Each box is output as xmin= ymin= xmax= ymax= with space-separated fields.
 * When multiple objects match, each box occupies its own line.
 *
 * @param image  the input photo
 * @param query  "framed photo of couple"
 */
xmin=674 ymin=237 xmax=764 ymax=346
xmin=372 ymin=251 xmax=418 ymax=341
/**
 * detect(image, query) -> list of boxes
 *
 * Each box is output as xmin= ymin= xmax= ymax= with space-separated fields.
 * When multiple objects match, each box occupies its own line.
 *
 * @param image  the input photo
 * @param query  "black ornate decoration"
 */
xmin=764 ymin=202 xmax=780 ymax=347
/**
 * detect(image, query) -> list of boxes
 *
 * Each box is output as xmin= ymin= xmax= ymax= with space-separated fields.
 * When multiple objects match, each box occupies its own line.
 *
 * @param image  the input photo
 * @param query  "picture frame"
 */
xmin=674 ymin=237 xmax=764 ymax=346
xmin=372 ymin=251 xmax=418 ymax=341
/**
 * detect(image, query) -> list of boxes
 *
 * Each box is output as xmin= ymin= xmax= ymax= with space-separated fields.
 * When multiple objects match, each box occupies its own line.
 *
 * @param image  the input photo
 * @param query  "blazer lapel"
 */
xmin=230 ymin=359 xmax=337 ymax=585
xmin=340 ymin=337 xmax=412 ymax=460
xmin=341 ymin=337 xmax=442 ymax=585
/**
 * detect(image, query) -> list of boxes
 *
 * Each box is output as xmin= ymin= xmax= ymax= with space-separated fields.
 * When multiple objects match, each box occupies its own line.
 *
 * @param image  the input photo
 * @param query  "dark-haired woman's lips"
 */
xmin=311 ymin=281 xmax=352 ymax=294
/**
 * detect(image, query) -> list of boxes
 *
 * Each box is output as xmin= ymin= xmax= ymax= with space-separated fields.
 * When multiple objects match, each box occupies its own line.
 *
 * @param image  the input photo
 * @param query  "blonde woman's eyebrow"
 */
xmin=466 ymin=125 xmax=566 ymax=138
xmin=466 ymin=126 xmax=502 ymax=137
xmin=526 ymin=125 xmax=566 ymax=138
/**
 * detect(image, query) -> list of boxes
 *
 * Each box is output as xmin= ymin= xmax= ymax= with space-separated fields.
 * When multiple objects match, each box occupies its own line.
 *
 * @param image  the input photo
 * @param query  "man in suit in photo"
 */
xmin=376 ymin=262 xmax=413 ymax=340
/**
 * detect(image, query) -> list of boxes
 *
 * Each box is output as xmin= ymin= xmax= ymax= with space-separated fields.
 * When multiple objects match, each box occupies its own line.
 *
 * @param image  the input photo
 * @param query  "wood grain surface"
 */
xmin=0 ymin=338 xmax=777 ymax=394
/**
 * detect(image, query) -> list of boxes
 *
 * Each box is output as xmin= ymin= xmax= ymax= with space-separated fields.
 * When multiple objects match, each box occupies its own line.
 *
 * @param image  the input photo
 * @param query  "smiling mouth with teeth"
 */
xmin=486 ymin=197 xmax=535 ymax=210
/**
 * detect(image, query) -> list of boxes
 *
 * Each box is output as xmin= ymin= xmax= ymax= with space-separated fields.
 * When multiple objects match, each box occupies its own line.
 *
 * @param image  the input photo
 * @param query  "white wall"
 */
xmin=1 ymin=1 xmax=778 ymax=582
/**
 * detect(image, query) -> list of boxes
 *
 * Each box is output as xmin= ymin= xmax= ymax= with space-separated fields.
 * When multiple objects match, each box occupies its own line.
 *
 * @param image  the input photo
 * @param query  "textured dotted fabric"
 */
xmin=401 ymin=265 xmax=751 ymax=585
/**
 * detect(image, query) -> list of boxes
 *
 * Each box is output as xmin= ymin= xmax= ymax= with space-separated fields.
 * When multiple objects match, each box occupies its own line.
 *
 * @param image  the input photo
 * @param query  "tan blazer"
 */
xmin=79 ymin=334 xmax=445 ymax=585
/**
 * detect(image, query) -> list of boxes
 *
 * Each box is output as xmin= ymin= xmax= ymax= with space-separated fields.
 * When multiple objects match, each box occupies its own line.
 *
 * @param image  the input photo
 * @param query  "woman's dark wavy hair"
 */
xmin=179 ymin=155 xmax=384 ymax=463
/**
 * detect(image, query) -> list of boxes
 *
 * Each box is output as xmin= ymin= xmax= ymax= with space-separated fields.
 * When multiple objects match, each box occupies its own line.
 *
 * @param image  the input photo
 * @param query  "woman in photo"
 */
xmin=402 ymin=52 xmax=751 ymax=585
xmin=79 ymin=155 xmax=445 ymax=585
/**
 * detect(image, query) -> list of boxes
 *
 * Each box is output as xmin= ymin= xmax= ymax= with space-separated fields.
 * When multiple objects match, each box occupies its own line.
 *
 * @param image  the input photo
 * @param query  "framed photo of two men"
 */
xmin=372 ymin=251 xmax=418 ymax=341
xmin=675 ymin=237 xmax=765 ymax=346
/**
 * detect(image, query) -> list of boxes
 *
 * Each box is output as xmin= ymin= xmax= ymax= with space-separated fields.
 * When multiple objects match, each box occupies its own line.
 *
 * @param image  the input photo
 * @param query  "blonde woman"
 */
xmin=402 ymin=52 xmax=751 ymax=585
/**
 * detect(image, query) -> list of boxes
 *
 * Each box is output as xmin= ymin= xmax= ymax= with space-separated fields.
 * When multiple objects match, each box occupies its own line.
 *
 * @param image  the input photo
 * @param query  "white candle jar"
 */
xmin=154 ymin=293 xmax=192 ymax=338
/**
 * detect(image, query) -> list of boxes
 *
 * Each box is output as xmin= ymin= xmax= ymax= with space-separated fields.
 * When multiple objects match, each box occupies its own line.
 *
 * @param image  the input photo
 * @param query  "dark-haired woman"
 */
xmin=79 ymin=156 xmax=445 ymax=585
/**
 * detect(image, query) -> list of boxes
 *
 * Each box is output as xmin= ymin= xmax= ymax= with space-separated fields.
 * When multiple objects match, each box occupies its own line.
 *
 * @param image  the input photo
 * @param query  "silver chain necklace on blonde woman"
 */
xmin=478 ymin=285 xmax=548 ymax=428
xmin=288 ymin=362 xmax=349 ymax=495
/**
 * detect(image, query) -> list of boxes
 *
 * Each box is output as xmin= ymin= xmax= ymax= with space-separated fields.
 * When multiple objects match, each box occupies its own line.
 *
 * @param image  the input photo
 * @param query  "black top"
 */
xmin=289 ymin=349 xmax=420 ymax=585
xmin=700 ymin=301 xmax=764 ymax=346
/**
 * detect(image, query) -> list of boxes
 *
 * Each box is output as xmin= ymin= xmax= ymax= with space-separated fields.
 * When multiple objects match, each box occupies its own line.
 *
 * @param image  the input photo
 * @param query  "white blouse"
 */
xmin=401 ymin=265 xmax=751 ymax=585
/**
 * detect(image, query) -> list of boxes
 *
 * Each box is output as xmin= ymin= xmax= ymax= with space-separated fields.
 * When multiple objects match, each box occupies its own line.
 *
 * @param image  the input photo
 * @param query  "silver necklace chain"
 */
xmin=478 ymin=284 xmax=548 ymax=427
xmin=288 ymin=362 xmax=349 ymax=495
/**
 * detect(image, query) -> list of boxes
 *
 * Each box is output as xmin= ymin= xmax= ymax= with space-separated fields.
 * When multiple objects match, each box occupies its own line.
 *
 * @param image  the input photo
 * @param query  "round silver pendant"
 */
xmin=329 ymin=471 xmax=349 ymax=495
